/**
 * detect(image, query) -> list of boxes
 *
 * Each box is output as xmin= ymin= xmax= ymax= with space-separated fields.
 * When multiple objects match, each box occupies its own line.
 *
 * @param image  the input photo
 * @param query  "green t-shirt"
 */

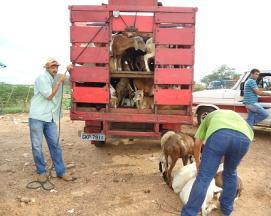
xmin=195 ymin=110 xmax=254 ymax=142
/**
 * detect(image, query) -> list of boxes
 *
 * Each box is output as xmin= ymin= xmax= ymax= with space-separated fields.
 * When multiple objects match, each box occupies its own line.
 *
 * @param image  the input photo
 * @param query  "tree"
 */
xmin=193 ymin=83 xmax=205 ymax=92
xmin=200 ymin=65 xmax=240 ymax=86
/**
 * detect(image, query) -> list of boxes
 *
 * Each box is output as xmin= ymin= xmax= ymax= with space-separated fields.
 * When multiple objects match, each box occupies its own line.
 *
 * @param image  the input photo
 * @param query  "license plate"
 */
xmin=80 ymin=132 xmax=105 ymax=141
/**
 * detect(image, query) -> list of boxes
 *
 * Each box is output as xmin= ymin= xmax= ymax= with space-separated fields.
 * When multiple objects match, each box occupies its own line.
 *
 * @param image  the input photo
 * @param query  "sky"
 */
xmin=1 ymin=0 xmax=271 ymax=84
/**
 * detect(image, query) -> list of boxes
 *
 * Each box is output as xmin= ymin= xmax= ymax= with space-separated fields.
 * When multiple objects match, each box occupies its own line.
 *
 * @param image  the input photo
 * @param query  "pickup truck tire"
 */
xmin=93 ymin=141 xmax=106 ymax=148
xmin=197 ymin=107 xmax=216 ymax=125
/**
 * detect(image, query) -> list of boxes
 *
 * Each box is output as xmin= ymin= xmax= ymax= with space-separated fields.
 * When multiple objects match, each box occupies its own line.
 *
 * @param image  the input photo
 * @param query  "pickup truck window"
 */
xmin=257 ymin=75 xmax=271 ymax=91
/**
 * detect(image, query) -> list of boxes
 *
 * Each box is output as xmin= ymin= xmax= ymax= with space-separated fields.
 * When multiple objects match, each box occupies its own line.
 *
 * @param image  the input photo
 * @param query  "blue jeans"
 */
xmin=29 ymin=118 xmax=65 ymax=176
xmin=181 ymin=129 xmax=251 ymax=216
xmin=245 ymin=103 xmax=269 ymax=127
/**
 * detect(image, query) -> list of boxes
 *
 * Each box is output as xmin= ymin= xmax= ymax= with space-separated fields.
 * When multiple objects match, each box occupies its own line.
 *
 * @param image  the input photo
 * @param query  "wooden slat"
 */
xmin=106 ymin=130 xmax=160 ymax=137
xmin=70 ymin=26 xmax=109 ymax=43
xmin=70 ymin=5 xmax=196 ymax=13
xmin=156 ymin=27 xmax=195 ymax=45
xmin=110 ymin=71 xmax=154 ymax=78
xmin=71 ymin=47 xmax=109 ymax=64
xmin=73 ymin=87 xmax=109 ymax=103
xmin=155 ymin=89 xmax=191 ymax=105
xmin=155 ymin=68 xmax=193 ymax=84
xmin=156 ymin=48 xmax=194 ymax=65
xmin=70 ymin=111 xmax=192 ymax=124
xmin=155 ymin=12 xmax=195 ymax=24
xmin=157 ymin=114 xmax=192 ymax=124
xmin=112 ymin=16 xmax=154 ymax=32
xmin=71 ymin=66 xmax=109 ymax=83
xmin=109 ymin=0 xmax=157 ymax=6
xmin=69 ymin=5 xmax=107 ymax=12
xmin=71 ymin=11 xmax=109 ymax=22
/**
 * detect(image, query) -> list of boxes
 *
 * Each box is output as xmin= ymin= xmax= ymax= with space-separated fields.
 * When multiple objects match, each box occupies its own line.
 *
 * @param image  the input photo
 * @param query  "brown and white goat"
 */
xmin=133 ymin=90 xmax=154 ymax=109
xmin=215 ymin=171 xmax=243 ymax=199
xmin=133 ymin=78 xmax=154 ymax=96
xmin=144 ymin=37 xmax=155 ymax=72
xmin=159 ymin=131 xmax=194 ymax=187
xmin=112 ymin=34 xmax=146 ymax=71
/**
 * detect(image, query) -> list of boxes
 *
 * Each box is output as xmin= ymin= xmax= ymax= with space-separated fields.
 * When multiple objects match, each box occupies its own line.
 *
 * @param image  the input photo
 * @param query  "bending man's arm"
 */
xmin=194 ymin=139 xmax=203 ymax=170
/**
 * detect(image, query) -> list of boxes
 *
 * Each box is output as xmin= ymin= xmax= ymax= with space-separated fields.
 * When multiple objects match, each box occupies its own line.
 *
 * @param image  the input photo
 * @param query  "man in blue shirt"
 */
xmin=29 ymin=58 xmax=73 ymax=182
xmin=243 ymin=68 xmax=271 ymax=127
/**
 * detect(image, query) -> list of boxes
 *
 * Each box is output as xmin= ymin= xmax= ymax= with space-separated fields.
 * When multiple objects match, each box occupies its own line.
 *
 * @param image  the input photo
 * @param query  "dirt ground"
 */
xmin=0 ymin=113 xmax=270 ymax=216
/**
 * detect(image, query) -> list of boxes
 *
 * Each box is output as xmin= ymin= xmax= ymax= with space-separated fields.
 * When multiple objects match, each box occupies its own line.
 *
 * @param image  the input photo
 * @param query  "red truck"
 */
xmin=69 ymin=0 xmax=197 ymax=146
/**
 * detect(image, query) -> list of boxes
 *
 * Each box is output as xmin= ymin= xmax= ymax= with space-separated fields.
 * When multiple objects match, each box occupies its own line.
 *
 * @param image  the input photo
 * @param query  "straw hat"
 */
xmin=44 ymin=58 xmax=60 ymax=68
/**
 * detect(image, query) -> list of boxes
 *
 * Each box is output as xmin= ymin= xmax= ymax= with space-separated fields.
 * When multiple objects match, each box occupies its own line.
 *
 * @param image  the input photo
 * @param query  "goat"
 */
xmin=115 ymin=78 xmax=129 ymax=106
xmin=180 ymin=177 xmax=222 ymax=216
xmin=159 ymin=131 xmax=194 ymax=187
xmin=109 ymin=57 xmax=117 ymax=72
xmin=134 ymin=55 xmax=146 ymax=71
xmin=112 ymin=34 xmax=146 ymax=71
xmin=133 ymin=90 xmax=154 ymax=109
xmin=110 ymin=84 xmax=118 ymax=108
xmin=121 ymin=48 xmax=146 ymax=71
xmin=171 ymin=162 xmax=197 ymax=194
xmin=133 ymin=78 xmax=154 ymax=96
xmin=215 ymin=171 xmax=243 ymax=199
xmin=115 ymin=78 xmax=134 ymax=107
xmin=144 ymin=37 xmax=155 ymax=72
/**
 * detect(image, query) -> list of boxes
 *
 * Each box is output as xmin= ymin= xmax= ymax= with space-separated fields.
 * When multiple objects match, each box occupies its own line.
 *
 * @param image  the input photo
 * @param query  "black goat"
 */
xmin=121 ymin=48 xmax=146 ymax=71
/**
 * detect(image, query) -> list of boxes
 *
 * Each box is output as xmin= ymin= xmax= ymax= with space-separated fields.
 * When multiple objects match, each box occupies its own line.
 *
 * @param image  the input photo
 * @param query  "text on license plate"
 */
xmin=81 ymin=132 xmax=105 ymax=141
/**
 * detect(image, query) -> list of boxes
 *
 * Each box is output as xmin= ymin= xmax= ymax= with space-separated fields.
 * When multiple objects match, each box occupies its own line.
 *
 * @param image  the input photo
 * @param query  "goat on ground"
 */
xmin=180 ymin=177 xmax=222 ymax=216
xmin=159 ymin=131 xmax=194 ymax=187
xmin=215 ymin=170 xmax=243 ymax=199
xmin=171 ymin=162 xmax=197 ymax=194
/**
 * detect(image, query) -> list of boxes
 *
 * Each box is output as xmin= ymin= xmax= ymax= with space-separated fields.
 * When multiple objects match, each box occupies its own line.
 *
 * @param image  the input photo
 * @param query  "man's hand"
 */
xmin=58 ymin=74 xmax=66 ymax=83
xmin=67 ymin=64 xmax=73 ymax=73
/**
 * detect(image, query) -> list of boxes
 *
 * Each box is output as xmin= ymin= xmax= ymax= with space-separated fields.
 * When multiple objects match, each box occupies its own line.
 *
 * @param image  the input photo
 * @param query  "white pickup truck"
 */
xmin=193 ymin=70 xmax=271 ymax=127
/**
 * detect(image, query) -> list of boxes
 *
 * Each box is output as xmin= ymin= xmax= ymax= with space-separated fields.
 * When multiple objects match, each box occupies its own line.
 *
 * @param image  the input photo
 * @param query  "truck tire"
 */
xmin=93 ymin=141 xmax=106 ymax=148
xmin=197 ymin=107 xmax=216 ymax=125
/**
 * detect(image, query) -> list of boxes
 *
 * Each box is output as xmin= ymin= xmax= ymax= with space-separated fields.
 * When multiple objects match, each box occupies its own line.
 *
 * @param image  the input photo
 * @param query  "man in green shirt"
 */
xmin=181 ymin=110 xmax=253 ymax=216
xmin=29 ymin=58 xmax=73 ymax=182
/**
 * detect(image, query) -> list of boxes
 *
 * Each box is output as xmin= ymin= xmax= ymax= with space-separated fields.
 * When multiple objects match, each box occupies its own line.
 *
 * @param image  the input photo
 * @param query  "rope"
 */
xmin=119 ymin=15 xmax=130 ymax=29
xmin=154 ymin=200 xmax=180 ymax=215
xmin=133 ymin=12 xmax=138 ymax=28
